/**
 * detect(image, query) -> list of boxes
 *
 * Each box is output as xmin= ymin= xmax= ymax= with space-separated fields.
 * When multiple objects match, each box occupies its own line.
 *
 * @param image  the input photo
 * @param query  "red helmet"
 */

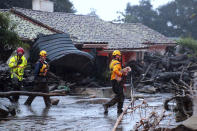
xmin=17 ymin=47 xmax=24 ymax=54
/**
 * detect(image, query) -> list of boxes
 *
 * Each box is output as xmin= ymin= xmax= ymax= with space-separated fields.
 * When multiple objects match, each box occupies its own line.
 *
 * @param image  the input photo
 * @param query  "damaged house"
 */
xmin=1 ymin=5 xmax=176 ymax=83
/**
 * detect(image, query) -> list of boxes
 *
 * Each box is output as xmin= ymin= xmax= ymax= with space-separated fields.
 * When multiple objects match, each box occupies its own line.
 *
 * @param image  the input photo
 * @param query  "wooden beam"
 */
xmin=0 ymin=91 xmax=66 ymax=97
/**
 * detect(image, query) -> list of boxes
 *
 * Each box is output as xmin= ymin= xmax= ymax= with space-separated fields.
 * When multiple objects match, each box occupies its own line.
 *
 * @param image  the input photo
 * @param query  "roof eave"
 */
xmin=104 ymin=47 xmax=148 ymax=52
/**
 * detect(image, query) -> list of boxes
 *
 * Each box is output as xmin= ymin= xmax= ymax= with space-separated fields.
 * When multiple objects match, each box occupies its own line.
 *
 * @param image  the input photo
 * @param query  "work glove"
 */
xmin=17 ymin=59 xmax=22 ymax=65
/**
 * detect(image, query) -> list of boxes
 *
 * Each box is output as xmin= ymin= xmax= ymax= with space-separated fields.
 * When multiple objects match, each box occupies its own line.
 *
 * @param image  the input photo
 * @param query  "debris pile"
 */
xmin=0 ymin=62 xmax=12 ymax=92
xmin=128 ymin=52 xmax=197 ymax=94
xmin=127 ymin=47 xmax=197 ymax=124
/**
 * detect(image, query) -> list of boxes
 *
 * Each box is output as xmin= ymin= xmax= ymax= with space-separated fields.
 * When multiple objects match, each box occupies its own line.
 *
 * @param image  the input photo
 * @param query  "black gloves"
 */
xmin=17 ymin=59 xmax=22 ymax=65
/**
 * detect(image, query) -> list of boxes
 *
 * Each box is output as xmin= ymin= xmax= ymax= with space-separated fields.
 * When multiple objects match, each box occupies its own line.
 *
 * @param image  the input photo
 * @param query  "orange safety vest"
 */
xmin=39 ymin=61 xmax=48 ymax=76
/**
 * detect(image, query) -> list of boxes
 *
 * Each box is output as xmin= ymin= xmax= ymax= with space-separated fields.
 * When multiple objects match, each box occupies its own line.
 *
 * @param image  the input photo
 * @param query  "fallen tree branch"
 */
xmin=133 ymin=111 xmax=157 ymax=130
xmin=0 ymin=91 xmax=67 ymax=97
xmin=140 ymin=63 xmax=153 ymax=81
xmin=150 ymin=109 xmax=166 ymax=130
xmin=112 ymin=100 xmax=145 ymax=131
xmin=112 ymin=99 xmax=134 ymax=131
xmin=171 ymin=79 xmax=187 ymax=90
xmin=126 ymin=102 xmax=147 ymax=114
xmin=134 ymin=110 xmax=166 ymax=131
xmin=179 ymin=79 xmax=190 ymax=89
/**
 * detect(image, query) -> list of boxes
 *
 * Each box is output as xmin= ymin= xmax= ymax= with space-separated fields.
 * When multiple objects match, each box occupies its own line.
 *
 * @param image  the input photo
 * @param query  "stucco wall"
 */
xmin=148 ymin=45 xmax=167 ymax=55
xmin=32 ymin=0 xmax=54 ymax=12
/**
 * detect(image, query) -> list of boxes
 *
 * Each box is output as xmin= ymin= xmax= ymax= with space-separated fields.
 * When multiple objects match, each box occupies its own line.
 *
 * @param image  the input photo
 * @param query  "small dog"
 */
xmin=115 ymin=66 xmax=131 ymax=82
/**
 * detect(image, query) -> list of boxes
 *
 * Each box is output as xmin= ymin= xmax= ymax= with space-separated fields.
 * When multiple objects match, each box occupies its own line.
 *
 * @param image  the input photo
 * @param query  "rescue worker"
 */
xmin=24 ymin=50 xmax=51 ymax=107
xmin=103 ymin=50 xmax=127 ymax=114
xmin=8 ymin=47 xmax=27 ymax=102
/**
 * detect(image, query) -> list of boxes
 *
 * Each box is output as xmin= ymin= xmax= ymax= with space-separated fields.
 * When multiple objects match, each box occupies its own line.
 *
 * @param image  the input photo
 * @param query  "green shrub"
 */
xmin=0 ymin=12 xmax=29 ymax=61
xmin=0 ymin=12 xmax=28 ymax=49
xmin=177 ymin=37 xmax=197 ymax=55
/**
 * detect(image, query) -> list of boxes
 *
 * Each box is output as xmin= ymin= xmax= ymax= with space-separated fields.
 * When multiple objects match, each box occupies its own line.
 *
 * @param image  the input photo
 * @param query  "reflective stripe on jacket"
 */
xmin=34 ymin=60 xmax=48 ymax=77
xmin=8 ymin=55 xmax=27 ymax=81
xmin=109 ymin=59 xmax=122 ymax=80
xmin=39 ymin=62 xmax=48 ymax=76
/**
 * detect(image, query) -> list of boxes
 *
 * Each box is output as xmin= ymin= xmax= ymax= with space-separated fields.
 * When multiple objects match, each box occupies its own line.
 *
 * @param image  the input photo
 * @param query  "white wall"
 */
xmin=32 ymin=0 xmax=54 ymax=12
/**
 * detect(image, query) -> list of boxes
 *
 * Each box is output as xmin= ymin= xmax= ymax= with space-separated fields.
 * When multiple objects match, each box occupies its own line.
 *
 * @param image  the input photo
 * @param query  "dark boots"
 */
xmin=25 ymin=96 xmax=51 ymax=107
xmin=43 ymin=96 xmax=51 ymax=107
xmin=10 ymin=78 xmax=21 ymax=103
xmin=103 ymin=94 xmax=124 ymax=114
xmin=103 ymin=102 xmax=123 ymax=114
xmin=103 ymin=104 xmax=108 ymax=114
xmin=24 ymin=96 xmax=35 ymax=106
xmin=103 ymin=96 xmax=118 ymax=114
xmin=117 ymin=102 xmax=123 ymax=114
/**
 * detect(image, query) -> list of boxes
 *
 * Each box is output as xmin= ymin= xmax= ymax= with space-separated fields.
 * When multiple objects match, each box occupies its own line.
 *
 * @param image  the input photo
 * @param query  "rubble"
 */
xmin=127 ymin=52 xmax=195 ymax=94
xmin=122 ymin=46 xmax=197 ymax=130
xmin=0 ymin=62 xmax=12 ymax=92
xmin=1 ymin=41 xmax=197 ymax=130
xmin=0 ymin=99 xmax=16 ymax=118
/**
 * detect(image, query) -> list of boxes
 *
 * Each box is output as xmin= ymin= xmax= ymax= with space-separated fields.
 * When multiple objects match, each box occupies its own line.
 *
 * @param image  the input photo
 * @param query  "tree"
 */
xmin=0 ymin=13 xmax=23 ymax=61
xmin=0 ymin=13 xmax=22 ymax=48
xmin=177 ymin=37 xmax=197 ymax=55
xmin=87 ymin=8 xmax=99 ymax=18
xmin=121 ymin=0 xmax=197 ymax=39
xmin=0 ymin=0 xmax=32 ymax=9
xmin=122 ymin=0 xmax=159 ymax=30
xmin=0 ymin=0 xmax=75 ymax=13
xmin=52 ymin=0 xmax=76 ymax=13
xmin=158 ymin=0 xmax=197 ymax=38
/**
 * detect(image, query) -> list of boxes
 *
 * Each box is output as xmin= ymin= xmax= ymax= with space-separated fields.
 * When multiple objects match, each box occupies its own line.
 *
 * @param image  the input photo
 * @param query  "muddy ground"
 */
xmin=0 ymin=92 xmax=180 ymax=131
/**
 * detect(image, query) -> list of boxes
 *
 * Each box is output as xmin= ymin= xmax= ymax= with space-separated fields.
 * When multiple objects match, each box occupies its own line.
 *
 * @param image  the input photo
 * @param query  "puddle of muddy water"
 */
xmin=0 ymin=93 xmax=180 ymax=131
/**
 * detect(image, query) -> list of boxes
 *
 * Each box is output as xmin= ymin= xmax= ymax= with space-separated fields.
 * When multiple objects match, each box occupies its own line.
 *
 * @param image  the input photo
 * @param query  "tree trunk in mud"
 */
xmin=181 ymin=72 xmax=197 ymax=130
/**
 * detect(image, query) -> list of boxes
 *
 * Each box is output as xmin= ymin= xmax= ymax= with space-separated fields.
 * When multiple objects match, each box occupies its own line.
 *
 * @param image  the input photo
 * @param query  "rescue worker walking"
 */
xmin=103 ymin=50 xmax=129 ymax=114
xmin=24 ymin=50 xmax=51 ymax=107
xmin=8 ymin=47 xmax=27 ymax=102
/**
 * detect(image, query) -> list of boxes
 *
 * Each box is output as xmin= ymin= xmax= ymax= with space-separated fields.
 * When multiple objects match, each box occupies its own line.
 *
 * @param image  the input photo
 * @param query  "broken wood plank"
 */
xmin=140 ymin=63 xmax=153 ymax=81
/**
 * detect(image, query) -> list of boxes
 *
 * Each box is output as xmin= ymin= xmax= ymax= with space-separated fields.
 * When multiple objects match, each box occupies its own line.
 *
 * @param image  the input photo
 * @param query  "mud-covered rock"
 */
xmin=0 ymin=105 xmax=9 ymax=117
xmin=0 ymin=103 xmax=16 ymax=118
xmin=136 ymin=85 xmax=156 ymax=94
xmin=51 ymin=98 xmax=59 ymax=105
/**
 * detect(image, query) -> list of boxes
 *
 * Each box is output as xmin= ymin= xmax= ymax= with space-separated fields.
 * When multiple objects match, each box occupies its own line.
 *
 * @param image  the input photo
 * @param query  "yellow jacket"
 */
xmin=8 ymin=55 xmax=27 ymax=81
xmin=109 ymin=59 xmax=122 ymax=80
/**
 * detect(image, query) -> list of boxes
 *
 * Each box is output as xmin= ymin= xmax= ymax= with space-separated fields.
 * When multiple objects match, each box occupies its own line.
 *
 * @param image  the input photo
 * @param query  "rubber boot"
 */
xmin=103 ymin=95 xmax=119 ymax=114
xmin=44 ymin=96 xmax=51 ymax=107
xmin=117 ymin=102 xmax=123 ymax=114
xmin=12 ymin=95 xmax=19 ymax=103
xmin=103 ymin=104 xmax=108 ymax=114
xmin=24 ymin=96 xmax=35 ymax=106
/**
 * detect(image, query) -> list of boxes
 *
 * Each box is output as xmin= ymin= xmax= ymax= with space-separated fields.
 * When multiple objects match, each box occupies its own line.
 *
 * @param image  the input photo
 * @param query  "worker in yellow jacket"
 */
xmin=8 ymin=47 xmax=27 ymax=102
xmin=103 ymin=50 xmax=130 ymax=114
